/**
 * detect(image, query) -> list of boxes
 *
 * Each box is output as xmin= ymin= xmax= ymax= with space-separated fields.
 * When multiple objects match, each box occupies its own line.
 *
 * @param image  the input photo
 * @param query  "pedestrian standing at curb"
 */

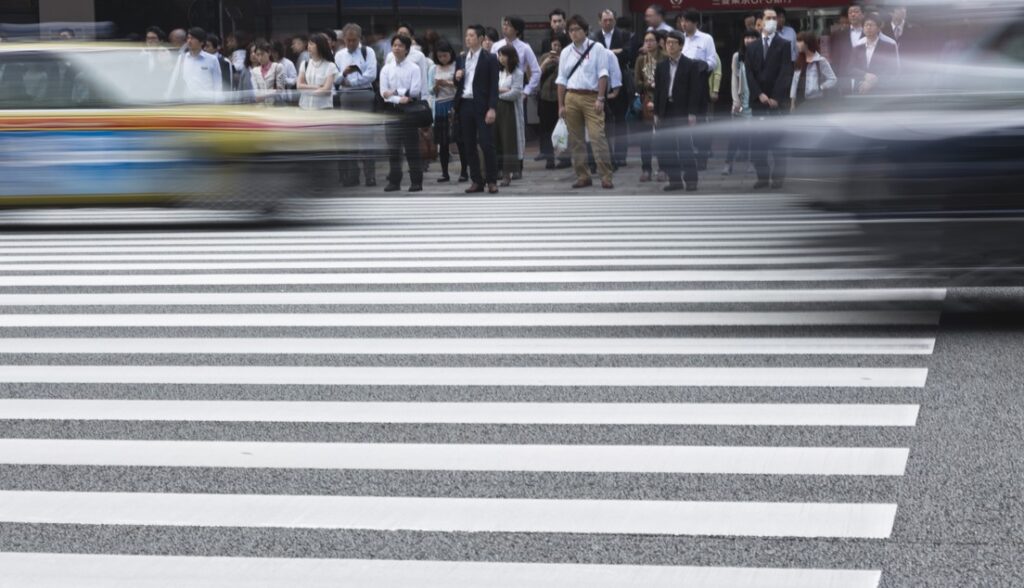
xmin=653 ymin=30 xmax=702 ymax=192
xmin=495 ymin=45 xmax=525 ymax=187
xmin=380 ymin=34 xmax=425 ymax=193
xmin=556 ymin=14 xmax=615 ymax=190
xmin=432 ymin=41 xmax=463 ymax=183
xmin=538 ymin=32 xmax=570 ymax=170
xmin=634 ymin=29 xmax=666 ymax=183
xmin=455 ymin=25 xmax=501 ymax=194
xmin=296 ymin=33 xmax=337 ymax=111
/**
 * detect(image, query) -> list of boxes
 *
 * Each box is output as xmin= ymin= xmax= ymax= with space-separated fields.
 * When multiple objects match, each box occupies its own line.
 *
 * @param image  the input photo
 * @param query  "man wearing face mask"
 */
xmin=745 ymin=8 xmax=793 ymax=190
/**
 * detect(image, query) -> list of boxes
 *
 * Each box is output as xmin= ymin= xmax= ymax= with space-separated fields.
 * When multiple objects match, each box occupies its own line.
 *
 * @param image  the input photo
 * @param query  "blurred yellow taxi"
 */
xmin=0 ymin=43 xmax=387 ymax=212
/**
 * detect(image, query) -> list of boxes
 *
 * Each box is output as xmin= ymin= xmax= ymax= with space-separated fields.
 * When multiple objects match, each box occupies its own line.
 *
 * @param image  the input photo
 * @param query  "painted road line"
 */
xmin=0 ymin=552 xmax=886 ymax=588
xmin=0 ymin=311 xmax=942 ymax=327
xmin=0 ymin=246 xmax=871 ymax=262
xmin=0 ymin=269 xmax=918 ymax=287
xmin=0 ymin=288 xmax=949 ymax=306
xmin=0 ymin=254 xmax=883 ymax=272
xmin=0 ymin=366 xmax=929 ymax=388
xmin=0 ymin=440 xmax=911 ymax=476
xmin=0 ymin=400 xmax=921 ymax=426
xmin=0 ymin=337 xmax=936 ymax=355
xmin=0 ymin=491 xmax=899 ymax=538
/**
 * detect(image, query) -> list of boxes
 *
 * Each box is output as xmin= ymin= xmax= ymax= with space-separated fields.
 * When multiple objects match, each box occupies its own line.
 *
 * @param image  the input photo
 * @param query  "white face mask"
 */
xmin=762 ymin=19 xmax=778 ymax=35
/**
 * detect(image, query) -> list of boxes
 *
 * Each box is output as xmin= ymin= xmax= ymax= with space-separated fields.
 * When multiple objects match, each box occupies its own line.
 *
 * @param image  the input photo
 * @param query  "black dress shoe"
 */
xmin=545 ymin=161 xmax=556 ymax=170
xmin=408 ymin=184 xmax=423 ymax=193
xmin=457 ymin=174 xmax=469 ymax=183
xmin=770 ymin=180 xmax=784 ymax=190
xmin=465 ymin=183 xmax=484 ymax=193
xmin=436 ymin=175 xmax=450 ymax=183
xmin=365 ymin=178 xmax=376 ymax=187
xmin=511 ymin=171 xmax=523 ymax=180
xmin=753 ymin=180 xmax=770 ymax=190
xmin=555 ymin=160 xmax=572 ymax=169
xmin=685 ymin=183 xmax=698 ymax=192
xmin=383 ymin=184 xmax=401 ymax=192
xmin=663 ymin=183 xmax=685 ymax=192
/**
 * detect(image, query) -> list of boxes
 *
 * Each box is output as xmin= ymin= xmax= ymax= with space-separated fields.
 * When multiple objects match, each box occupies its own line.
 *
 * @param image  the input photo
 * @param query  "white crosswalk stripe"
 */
xmin=0 ymin=195 xmax=938 ymax=587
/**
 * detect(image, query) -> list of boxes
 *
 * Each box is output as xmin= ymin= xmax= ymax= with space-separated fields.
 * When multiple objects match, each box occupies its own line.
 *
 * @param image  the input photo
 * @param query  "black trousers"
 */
xmin=337 ymin=89 xmax=377 ymax=184
xmin=537 ymin=98 xmax=558 ymax=160
xmin=608 ymin=92 xmax=630 ymax=164
xmin=751 ymin=106 xmax=788 ymax=183
xmin=459 ymin=98 xmax=497 ymax=185
xmin=385 ymin=106 xmax=423 ymax=187
xmin=657 ymin=105 xmax=698 ymax=186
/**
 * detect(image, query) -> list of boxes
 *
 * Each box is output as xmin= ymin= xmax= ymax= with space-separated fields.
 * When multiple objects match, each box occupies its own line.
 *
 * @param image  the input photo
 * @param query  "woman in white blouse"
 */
xmin=297 ymin=33 xmax=337 ymax=110
xmin=495 ymin=45 xmax=524 ymax=187
xmin=250 ymin=40 xmax=286 ymax=105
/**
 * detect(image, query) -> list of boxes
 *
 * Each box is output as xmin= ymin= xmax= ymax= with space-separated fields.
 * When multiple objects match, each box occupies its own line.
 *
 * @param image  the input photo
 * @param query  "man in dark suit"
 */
xmin=828 ymin=3 xmax=864 ymax=93
xmin=746 ymin=7 xmax=794 ymax=190
xmin=653 ymin=31 xmax=703 ymax=192
xmin=594 ymin=9 xmax=632 ymax=168
xmin=883 ymin=5 xmax=921 ymax=58
xmin=850 ymin=12 xmax=900 ymax=94
xmin=540 ymin=9 xmax=568 ymax=55
xmin=455 ymin=24 xmax=501 ymax=194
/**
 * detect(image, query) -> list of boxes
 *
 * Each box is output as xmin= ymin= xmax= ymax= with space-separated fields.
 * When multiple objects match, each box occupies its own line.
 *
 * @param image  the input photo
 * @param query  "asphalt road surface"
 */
xmin=0 ymin=193 xmax=1020 ymax=587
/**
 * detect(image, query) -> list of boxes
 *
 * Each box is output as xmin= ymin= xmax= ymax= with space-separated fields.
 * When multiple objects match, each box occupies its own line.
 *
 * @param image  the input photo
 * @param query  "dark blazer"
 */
xmin=828 ymin=26 xmax=858 ymax=79
xmin=455 ymin=48 xmax=500 ymax=112
xmin=745 ymin=34 xmax=794 ymax=110
xmin=593 ymin=28 xmax=631 ymax=73
xmin=884 ymin=21 xmax=921 ymax=55
xmin=849 ymin=39 xmax=900 ymax=86
xmin=653 ymin=56 xmax=703 ymax=118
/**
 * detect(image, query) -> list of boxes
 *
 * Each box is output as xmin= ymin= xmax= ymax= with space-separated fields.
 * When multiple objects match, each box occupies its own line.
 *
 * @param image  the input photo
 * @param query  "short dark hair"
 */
xmin=322 ymin=28 xmax=337 ymax=42
xmin=504 ymin=16 xmax=525 ymax=38
xmin=466 ymin=24 xmax=485 ymax=40
xmin=773 ymin=6 xmax=787 ymax=16
xmin=145 ymin=26 xmax=166 ymax=41
xmin=484 ymin=27 xmax=500 ymax=42
xmin=433 ymin=40 xmax=455 ymax=64
xmin=390 ymin=33 xmax=412 ymax=52
xmin=862 ymin=12 xmax=883 ymax=26
xmin=550 ymin=31 xmax=570 ymax=50
xmin=682 ymin=9 xmax=700 ymax=24
xmin=254 ymin=39 xmax=272 ymax=54
xmin=762 ymin=8 xmax=777 ymax=18
xmin=567 ymin=14 xmax=590 ymax=34
xmin=396 ymin=22 xmax=415 ymax=37
xmin=206 ymin=33 xmax=221 ymax=49
xmin=498 ymin=44 xmax=519 ymax=72
xmin=666 ymin=30 xmax=685 ymax=45
xmin=187 ymin=27 xmax=207 ymax=44
xmin=549 ymin=8 xmax=567 ymax=20
xmin=647 ymin=4 xmax=665 ymax=17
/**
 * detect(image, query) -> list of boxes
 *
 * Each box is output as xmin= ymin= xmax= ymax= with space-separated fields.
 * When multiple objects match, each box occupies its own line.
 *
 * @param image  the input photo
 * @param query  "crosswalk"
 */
xmin=0 ymin=194 xmax=938 ymax=587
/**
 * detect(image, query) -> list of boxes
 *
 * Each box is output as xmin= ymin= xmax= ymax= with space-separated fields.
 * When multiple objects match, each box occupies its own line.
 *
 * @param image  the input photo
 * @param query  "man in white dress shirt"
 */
xmin=557 ymin=14 xmax=614 ymax=190
xmin=379 ymin=34 xmax=424 ymax=193
xmin=335 ymin=23 xmax=379 ymax=187
xmin=167 ymin=27 xmax=222 ymax=102
xmin=678 ymin=10 xmax=719 ymax=171
xmin=385 ymin=23 xmax=430 ymax=103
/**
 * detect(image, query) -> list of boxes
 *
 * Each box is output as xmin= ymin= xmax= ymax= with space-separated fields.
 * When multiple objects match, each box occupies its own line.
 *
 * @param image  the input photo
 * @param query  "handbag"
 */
xmin=397 ymin=99 xmax=434 ymax=129
xmin=419 ymin=127 xmax=437 ymax=161
xmin=642 ymin=91 xmax=655 ymax=122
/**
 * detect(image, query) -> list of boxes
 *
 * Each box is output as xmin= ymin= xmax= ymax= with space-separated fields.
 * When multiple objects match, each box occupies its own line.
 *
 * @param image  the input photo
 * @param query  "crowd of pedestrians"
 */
xmin=145 ymin=2 xmax=915 ymax=194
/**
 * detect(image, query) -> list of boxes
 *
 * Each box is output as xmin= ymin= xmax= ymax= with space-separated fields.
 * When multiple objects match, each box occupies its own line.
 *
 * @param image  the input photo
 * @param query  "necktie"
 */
xmin=764 ymin=37 xmax=770 ymax=54
xmin=894 ymin=25 xmax=902 ymax=39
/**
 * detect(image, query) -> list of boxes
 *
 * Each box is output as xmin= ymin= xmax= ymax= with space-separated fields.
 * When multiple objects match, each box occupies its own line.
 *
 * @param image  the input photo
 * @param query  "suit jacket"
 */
xmin=593 ymin=28 xmax=631 ymax=74
xmin=653 ymin=56 xmax=702 ymax=119
xmin=828 ymin=26 xmax=858 ymax=79
xmin=455 ymin=49 xmax=500 ymax=112
xmin=883 ymin=21 xmax=921 ymax=55
xmin=745 ymin=34 xmax=794 ymax=110
xmin=849 ymin=39 xmax=900 ymax=84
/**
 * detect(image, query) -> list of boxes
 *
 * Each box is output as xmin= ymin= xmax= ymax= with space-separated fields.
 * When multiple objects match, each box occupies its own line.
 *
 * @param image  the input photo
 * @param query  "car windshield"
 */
xmin=64 ymin=47 xmax=210 ymax=106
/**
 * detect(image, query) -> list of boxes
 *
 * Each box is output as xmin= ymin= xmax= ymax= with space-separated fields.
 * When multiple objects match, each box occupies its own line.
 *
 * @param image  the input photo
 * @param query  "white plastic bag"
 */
xmin=552 ymin=119 xmax=569 ymax=154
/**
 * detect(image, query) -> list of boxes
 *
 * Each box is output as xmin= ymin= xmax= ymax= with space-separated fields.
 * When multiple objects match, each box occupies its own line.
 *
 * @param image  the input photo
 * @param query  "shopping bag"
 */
xmin=551 ymin=118 xmax=569 ymax=155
